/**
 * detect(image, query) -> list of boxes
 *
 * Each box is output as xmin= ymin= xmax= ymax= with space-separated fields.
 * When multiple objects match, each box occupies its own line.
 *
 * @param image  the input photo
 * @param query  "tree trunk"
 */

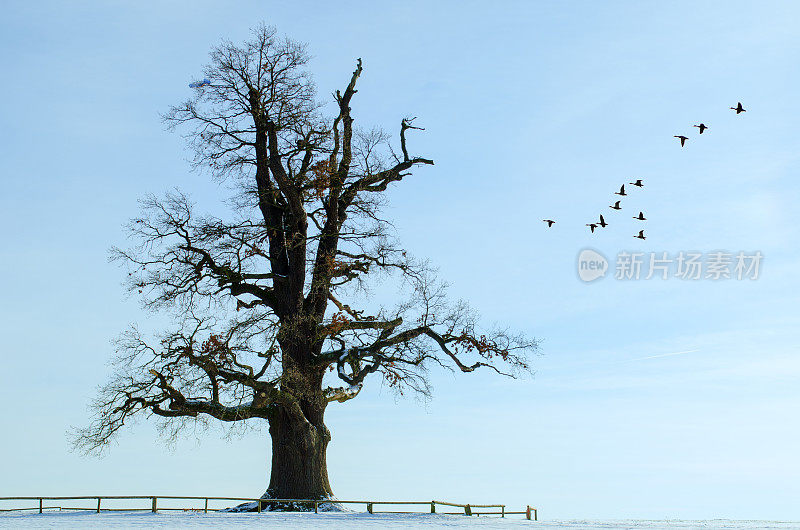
xmin=264 ymin=407 xmax=333 ymax=501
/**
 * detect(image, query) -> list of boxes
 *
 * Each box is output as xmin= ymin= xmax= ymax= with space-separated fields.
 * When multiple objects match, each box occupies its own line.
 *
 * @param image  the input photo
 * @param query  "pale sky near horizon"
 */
xmin=1 ymin=0 xmax=800 ymax=521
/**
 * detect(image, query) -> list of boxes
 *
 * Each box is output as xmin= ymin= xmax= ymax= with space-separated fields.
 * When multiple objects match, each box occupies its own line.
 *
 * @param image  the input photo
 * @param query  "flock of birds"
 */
xmin=542 ymin=102 xmax=747 ymax=241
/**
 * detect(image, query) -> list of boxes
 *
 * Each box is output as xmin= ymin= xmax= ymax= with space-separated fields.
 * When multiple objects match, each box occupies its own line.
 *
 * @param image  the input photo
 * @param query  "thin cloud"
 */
xmin=624 ymin=349 xmax=701 ymax=363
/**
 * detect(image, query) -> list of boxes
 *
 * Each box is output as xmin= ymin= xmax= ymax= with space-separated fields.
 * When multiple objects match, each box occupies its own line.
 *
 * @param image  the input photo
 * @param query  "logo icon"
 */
xmin=577 ymin=249 xmax=608 ymax=282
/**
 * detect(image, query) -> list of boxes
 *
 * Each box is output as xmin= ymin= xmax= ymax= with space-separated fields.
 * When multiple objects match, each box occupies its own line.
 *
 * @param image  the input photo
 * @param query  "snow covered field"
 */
xmin=0 ymin=512 xmax=798 ymax=529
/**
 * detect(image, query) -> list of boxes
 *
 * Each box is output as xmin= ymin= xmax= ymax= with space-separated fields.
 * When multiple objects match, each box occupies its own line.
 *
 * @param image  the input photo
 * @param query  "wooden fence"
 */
xmin=0 ymin=496 xmax=538 ymax=520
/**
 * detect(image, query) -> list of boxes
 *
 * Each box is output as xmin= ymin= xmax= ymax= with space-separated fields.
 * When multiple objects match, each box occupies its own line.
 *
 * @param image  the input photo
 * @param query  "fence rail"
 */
xmin=0 ymin=496 xmax=537 ymax=520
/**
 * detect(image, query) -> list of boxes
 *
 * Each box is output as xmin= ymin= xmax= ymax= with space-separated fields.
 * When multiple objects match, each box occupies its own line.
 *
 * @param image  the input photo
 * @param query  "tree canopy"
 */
xmin=75 ymin=26 xmax=536 ymax=471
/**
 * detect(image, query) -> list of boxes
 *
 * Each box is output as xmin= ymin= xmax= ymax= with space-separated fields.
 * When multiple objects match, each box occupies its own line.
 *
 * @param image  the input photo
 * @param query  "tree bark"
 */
xmin=264 ymin=406 xmax=333 ymax=501
xmin=261 ymin=360 xmax=334 ymax=505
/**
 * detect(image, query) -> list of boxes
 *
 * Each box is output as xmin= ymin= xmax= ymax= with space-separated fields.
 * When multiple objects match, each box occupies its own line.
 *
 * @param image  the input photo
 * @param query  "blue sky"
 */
xmin=1 ymin=0 xmax=799 ymax=520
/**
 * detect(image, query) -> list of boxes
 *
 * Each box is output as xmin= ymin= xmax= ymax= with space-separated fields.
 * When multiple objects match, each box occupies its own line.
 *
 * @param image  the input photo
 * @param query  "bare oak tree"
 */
xmin=75 ymin=25 xmax=536 ymax=505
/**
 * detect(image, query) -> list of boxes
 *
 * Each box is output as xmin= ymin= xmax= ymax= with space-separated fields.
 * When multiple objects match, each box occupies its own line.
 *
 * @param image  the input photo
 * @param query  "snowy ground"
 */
xmin=0 ymin=512 xmax=799 ymax=529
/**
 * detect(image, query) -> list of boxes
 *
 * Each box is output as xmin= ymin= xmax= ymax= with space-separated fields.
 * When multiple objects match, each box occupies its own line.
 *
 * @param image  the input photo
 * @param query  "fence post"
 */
xmin=257 ymin=499 xmax=262 ymax=513
xmin=204 ymin=498 xmax=208 ymax=514
xmin=39 ymin=498 xmax=43 ymax=514
xmin=465 ymin=504 xmax=471 ymax=516
xmin=501 ymin=505 xmax=505 ymax=518
xmin=534 ymin=508 xmax=538 ymax=521
xmin=367 ymin=502 xmax=373 ymax=514
xmin=96 ymin=498 xmax=101 ymax=513
xmin=430 ymin=501 xmax=435 ymax=514
xmin=151 ymin=497 xmax=157 ymax=513
xmin=314 ymin=500 xmax=318 ymax=513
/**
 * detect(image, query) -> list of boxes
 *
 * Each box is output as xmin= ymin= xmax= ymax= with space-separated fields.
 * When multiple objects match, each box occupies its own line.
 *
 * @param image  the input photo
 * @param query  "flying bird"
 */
xmin=674 ymin=135 xmax=688 ymax=147
xmin=542 ymin=219 xmax=556 ymax=227
xmin=633 ymin=211 xmax=647 ymax=221
xmin=586 ymin=223 xmax=598 ymax=233
xmin=609 ymin=200 xmax=622 ymax=210
xmin=634 ymin=230 xmax=646 ymax=240
xmin=693 ymin=123 xmax=708 ymax=134
xmin=629 ymin=179 xmax=644 ymax=187
xmin=598 ymin=214 xmax=608 ymax=228
xmin=730 ymin=102 xmax=746 ymax=114
xmin=615 ymin=185 xmax=627 ymax=196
